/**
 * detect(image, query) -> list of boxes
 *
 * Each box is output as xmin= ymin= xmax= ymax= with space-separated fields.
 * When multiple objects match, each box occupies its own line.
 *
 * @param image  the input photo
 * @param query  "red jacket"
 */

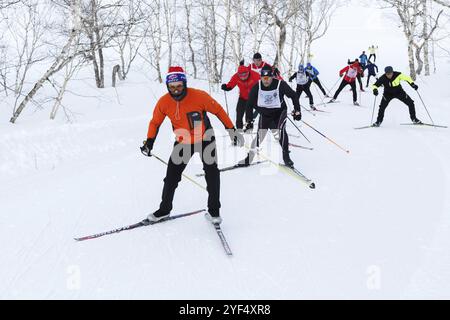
xmin=340 ymin=64 xmax=363 ymax=83
xmin=225 ymin=68 xmax=260 ymax=100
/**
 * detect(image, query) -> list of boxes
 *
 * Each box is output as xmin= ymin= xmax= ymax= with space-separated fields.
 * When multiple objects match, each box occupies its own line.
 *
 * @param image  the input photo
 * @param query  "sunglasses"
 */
xmin=261 ymin=76 xmax=272 ymax=80
xmin=238 ymin=72 xmax=249 ymax=78
xmin=168 ymin=84 xmax=184 ymax=90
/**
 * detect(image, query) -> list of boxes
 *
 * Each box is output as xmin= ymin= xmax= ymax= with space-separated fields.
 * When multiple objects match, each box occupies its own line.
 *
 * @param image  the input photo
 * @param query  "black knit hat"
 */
xmin=253 ymin=52 xmax=262 ymax=60
xmin=260 ymin=65 xmax=273 ymax=77
xmin=384 ymin=66 xmax=394 ymax=73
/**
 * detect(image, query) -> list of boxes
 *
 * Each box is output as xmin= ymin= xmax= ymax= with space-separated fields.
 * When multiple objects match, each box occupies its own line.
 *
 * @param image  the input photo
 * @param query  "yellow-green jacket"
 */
xmin=372 ymin=72 xmax=414 ymax=95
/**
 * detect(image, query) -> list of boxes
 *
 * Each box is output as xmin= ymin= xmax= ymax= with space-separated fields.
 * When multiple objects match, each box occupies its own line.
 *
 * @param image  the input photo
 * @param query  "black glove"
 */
xmin=239 ymin=59 xmax=245 ymax=66
xmin=291 ymin=110 xmax=302 ymax=121
xmin=140 ymin=138 xmax=154 ymax=157
xmin=227 ymin=128 xmax=245 ymax=147
xmin=373 ymin=88 xmax=379 ymax=96
xmin=221 ymin=84 xmax=231 ymax=91
xmin=411 ymin=83 xmax=418 ymax=90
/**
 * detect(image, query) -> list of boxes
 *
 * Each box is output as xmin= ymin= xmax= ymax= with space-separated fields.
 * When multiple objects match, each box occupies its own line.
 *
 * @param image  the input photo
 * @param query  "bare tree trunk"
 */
xmin=288 ymin=11 xmax=298 ymax=75
xmin=112 ymin=64 xmax=124 ymax=87
xmin=230 ymin=0 xmax=244 ymax=65
xmin=415 ymin=45 xmax=424 ymax=75
xmin=93 ymin=0 xmax=104 ymax=88
xmin=184 ymin=0 xmax=197 ymax=78
xmin=423 ymin=0 xmax=430 ymax=75
xmin=163 ymin=0 xmax=177 ymax=69
xmin=408 ymin=40 xmax=417 ymax=80
xmin=274 ymin=23 xmax=287 ymax=67
xmin=10 ymin=30 xmax=77 ymax=123
xmin=50 ymin=76 xmax=70 ymax=120
xmin=219 ymin=0 xmax=231 ymax=80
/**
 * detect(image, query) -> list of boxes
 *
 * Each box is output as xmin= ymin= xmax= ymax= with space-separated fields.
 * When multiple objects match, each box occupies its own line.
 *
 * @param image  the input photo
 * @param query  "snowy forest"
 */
xmin=0 ymin=0 xmax=449 ymax=123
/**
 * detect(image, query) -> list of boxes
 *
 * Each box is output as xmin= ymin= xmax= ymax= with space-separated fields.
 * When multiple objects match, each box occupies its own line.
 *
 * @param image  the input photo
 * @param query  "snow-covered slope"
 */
xmin=1 ymin=1 xmax=450 ymax=299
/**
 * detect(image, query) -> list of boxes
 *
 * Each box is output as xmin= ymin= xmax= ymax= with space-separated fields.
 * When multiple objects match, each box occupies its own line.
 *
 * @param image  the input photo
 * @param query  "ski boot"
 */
xmin=205 ymin=212 xmax=222 ymax=225
xmin=147 ymin=210 xmax=170 ymax=222
xmin=372 ymin=121 xmax=381 ymax=127
xmin=283 ymin=151 xmax=294 ymax=168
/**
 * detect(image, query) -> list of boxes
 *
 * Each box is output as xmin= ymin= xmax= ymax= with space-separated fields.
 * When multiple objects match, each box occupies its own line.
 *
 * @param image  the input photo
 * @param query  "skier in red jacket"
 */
xmin=329 ymin=61 xmax=363 ymax=106
xmin=221 ymin=65 xmax=260 ymax=129
xmin=249 ymin=52 xmax=271 ymax=75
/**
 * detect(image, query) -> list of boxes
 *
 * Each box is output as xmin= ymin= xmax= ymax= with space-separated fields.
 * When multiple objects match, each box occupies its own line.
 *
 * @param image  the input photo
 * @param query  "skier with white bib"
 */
xmin=238 ymin=65 xmax=302 ymax=168
xmin=289 ymin=64 xmax=315 ymax=110
xmin=329 ymin=61 xmax=363 ymax=106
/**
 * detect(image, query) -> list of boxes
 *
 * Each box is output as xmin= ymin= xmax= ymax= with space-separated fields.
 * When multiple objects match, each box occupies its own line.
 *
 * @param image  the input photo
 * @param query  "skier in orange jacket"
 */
xmin=141 ymin=66 xmax=244 ymax=224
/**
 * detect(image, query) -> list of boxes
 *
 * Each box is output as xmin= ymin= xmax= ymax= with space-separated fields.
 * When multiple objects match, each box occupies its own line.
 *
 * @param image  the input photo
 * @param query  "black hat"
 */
xmin=384 ymin=66 xmax=394 ymax=73
xmin=253 ymin=52 xmax=262 ymax=60
xmin=260 ymin=65 xmax=273 ymax=77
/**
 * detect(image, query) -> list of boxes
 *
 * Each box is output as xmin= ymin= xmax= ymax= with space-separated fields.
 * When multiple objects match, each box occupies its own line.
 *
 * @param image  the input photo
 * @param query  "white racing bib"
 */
xmin=347 ymin=67 xmax=358 ymax=79
xmin=257 ymin=81 xmax=282 ymax=109
xmin=296 ymin=72 xmax=308 ymax=85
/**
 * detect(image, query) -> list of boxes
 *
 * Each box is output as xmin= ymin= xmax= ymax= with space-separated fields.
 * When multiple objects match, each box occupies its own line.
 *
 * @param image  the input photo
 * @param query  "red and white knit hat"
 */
xmin=166 ymin=66 xmax=187 ymax=84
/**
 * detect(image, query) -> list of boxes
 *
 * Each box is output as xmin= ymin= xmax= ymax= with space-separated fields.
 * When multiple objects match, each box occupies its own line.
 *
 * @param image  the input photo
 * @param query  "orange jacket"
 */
xmin=147 ymin=88 xmax=234 ymax=144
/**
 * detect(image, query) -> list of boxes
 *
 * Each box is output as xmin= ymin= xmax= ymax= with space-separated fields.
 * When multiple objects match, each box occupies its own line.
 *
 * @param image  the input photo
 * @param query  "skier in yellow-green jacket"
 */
xmin=372 ymin=66 xmax=421 ymax=127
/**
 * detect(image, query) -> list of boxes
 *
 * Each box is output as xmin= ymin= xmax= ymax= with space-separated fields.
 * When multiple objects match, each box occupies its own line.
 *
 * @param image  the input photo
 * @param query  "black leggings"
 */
xmin=333 ymin=79 xmax=357 ymax=102
xmin=235 ymin=97 xmax=252 ymax=129
xmin=312 ymin=78 xmax=327 ymax=95
xmin=356 ymin=74 xmax=363 ymax=90
xmin=296 ymin=81 xmax=314 ymax=106
xmin=158 ymin=137 xmax=221 ymax=216
xmin=369 ymin=54 xmax=376 ymax=62
xmin=366 ymin=74 xmax=377 ymax=87
xmin=250 ymin=108 xmax=289 ymax=153
xmin=376 ymin=92 xmax=416 ymax=124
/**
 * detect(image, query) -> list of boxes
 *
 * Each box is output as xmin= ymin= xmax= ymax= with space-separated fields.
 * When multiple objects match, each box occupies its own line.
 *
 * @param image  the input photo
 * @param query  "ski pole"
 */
xmin=150 ymin=152 xmax=207 ymax=191
xmin=224 ymin=91 xmax=230 ymax=116
xmin=370 ymin=95 xmax=377 ymax=124
xmin=287 ymin=116 xmax=311 ymax=144
xmin=327 ymin=77 xmax=341 ymax=97
xmin=313 ymin=84 xmax=327 ymax=106
xmin=301 ymin=121 xmax=350 ymax=154
xmin=416 ymin=91 xmax=435 ymax=126
xmin=320 ymin=81 xmax=330 ymax=95
xmin=301 ymin=104 xmax=316 ymax=116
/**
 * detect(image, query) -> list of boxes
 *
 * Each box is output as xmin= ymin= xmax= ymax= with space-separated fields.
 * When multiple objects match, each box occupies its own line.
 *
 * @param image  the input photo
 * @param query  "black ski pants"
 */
xmin=376 ymin=91 xmax=417 ymax=124
xmin=157 ymin=137 xmax=220 ymax=217
xmin=296 ymin=81 xmax=314 ymax=106
xmin=333 ymin=79 xmax=357 ymax=102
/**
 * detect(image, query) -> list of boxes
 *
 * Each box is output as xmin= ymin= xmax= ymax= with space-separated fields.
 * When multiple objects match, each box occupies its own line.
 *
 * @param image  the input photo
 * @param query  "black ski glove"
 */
xmin=227 ymin=128 xmax=245 ymax=147
xmin=221 ymin=84 xmax=231 ymax=91
xmin=140 ymin=138 xmax=154 ymax=157
xmin=411 ymin=83 xmax=418 ymax=90
xmin=239 ymin=59 xmax=245 ymax=66
xmin=373 ymin=88 xmax=379 ymax=96
xmin=291 ymin=110 xmax=302 ymax=121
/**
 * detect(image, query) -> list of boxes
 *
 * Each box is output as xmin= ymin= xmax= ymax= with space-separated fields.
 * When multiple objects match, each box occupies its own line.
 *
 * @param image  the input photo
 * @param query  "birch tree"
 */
xmin=10 ymin=0 xmax=82 ymax=123
xmin=261 ymin=0 xmax=303 ymax=68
